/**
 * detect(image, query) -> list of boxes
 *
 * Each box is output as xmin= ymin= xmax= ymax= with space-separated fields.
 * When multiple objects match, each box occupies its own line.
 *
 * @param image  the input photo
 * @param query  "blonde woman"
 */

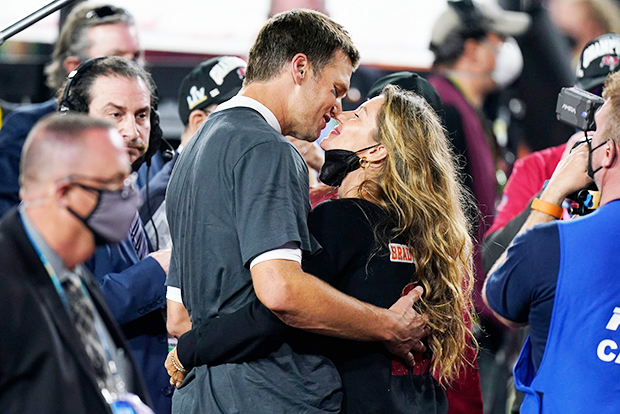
xmin=167 ymin=85 xmax=475 ymax=413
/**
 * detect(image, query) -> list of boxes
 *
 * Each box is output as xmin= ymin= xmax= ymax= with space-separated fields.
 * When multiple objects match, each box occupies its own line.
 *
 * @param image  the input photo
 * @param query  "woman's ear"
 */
xmin=63 ymin=56 xmax=82 ymax=76
xmin=366 ymin=144 xmax=388 ymax=163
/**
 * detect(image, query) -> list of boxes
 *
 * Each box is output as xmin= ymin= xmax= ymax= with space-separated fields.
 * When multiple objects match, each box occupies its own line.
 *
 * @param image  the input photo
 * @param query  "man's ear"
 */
xmin=54 ymin=181 xmax=73 ymax=208
xmin=291 ymin=53 xmax=309 ymax=86
xmin=188 ymin=109 xmax=208 ymax=135
xmin=64 ymin=56 xmax=82 ymax=75
xmin=602 ymin=139 xmax=618 ymax=168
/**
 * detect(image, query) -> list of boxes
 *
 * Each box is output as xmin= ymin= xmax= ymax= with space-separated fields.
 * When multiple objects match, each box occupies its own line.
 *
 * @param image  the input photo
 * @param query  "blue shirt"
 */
xmin=485 ymin=222 xmax=560 ymax=371
xmin=488 ymin=201 xmax=620 ymax=413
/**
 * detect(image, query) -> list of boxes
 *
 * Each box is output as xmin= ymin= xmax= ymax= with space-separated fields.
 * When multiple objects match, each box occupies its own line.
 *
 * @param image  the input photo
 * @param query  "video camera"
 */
xmin=555 ymin=87 xmax=605 ymax=131
xmin=555 ymin=87 xmax=603 ymax=216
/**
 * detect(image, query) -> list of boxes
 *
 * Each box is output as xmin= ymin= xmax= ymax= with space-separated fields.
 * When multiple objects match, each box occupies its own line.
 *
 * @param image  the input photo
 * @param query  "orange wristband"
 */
xmin=531 ymin=198 xmax=563 ymax=219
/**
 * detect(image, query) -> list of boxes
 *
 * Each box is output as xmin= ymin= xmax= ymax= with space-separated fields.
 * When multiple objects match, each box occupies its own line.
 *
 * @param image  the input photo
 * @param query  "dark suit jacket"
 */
xmin=0 ymin=209 xmax=151 ymax=414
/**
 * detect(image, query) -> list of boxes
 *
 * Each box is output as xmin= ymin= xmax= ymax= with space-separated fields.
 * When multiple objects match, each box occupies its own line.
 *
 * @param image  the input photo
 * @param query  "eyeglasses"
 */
xmin=59 ymin=172 xmax=138 ymax=199
xmin=85 ymin=6 xmax=133 ymax=21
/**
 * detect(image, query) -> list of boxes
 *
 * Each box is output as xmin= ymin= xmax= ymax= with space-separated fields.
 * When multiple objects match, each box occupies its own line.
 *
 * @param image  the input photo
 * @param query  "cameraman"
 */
xmin=482 ymin=70 xmax=620 ymax=413
xmin=482 ymin=33 xmax=620 ymax=273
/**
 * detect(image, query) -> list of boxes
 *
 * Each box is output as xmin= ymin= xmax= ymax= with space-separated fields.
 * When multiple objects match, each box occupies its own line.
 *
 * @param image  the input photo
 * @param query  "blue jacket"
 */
xmin=86 ymin=238 xmax=172 ymax=414
xmin=514 ymin=201 xmax=620 ymax=413
xmin=139 ymin=152 xmax=178 ymax=250
xmin=0 ymin=99 xmax=56 ymax=218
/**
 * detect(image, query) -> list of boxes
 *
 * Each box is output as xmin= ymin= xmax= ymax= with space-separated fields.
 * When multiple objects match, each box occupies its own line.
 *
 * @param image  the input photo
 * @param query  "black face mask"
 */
xmin=587 ymin=137 xmax=609 ymax=180
xmin=318 ymin=144 xmax=379 ymax=187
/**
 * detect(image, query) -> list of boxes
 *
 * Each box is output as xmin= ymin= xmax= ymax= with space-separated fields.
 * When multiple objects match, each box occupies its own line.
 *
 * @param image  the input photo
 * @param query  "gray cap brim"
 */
xmin=431 ymin=2 xmax=531 ymax=46
xmin=480 ymin=2 xmax=531 ymax=37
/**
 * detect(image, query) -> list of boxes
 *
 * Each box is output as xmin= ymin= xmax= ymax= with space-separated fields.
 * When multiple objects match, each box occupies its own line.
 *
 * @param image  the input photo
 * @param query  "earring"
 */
xmin=360 ymin=157 xmax=368 ymax=169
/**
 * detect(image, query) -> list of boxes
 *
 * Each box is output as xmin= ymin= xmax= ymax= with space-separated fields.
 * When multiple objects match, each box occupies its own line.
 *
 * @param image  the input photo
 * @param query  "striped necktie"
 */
xmin=129 ymin=212 xmax=149 ymax=259
xmin=61 ymin=275 xmax=110 ymax=386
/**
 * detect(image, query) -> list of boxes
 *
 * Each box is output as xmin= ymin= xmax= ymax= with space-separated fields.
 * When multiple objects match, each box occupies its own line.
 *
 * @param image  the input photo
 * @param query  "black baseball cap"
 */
xmin=178 ymin=56 xmax=246 ymax=125
xmin=575 ymin=33 xmax=620 ymax=92
xmin=367 ymin=72 xmax=444 ymax=115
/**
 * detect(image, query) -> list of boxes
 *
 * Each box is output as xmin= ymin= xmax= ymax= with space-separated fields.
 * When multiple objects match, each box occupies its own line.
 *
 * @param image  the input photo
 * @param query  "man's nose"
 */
xmin=119 ymin=116 xmax=140 ymax=139
xmin=331 ymin=99 xmax=343 ymax=118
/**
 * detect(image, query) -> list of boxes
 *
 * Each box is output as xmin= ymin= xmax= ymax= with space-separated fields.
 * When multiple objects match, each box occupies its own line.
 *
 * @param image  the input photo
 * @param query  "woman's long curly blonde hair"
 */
xmin=358 ymin=85 xmax=477 ymax=383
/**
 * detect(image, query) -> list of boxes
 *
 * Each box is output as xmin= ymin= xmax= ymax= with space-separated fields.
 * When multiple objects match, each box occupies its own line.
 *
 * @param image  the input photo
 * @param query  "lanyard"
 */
xmin=20 ymin=213 xmax=71 ymax=310
xmin=19 ymin=213 xmax=135 ymax=411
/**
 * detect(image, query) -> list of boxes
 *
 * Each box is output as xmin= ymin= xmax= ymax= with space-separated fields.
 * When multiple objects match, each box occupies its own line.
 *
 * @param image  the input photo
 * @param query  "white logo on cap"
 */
xmin=187 ymin=86 xmax=207 ymax=110
xmin=209 ymin=56 xmax=247 ymax=86
xmin=582 ymin=37 xmax=620 ymax=69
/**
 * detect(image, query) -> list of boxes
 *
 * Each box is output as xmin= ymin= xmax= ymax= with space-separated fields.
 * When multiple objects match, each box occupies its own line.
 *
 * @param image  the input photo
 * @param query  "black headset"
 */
xmin=59 ymin=57 xmax=176 ymax=251
xmin=58 ymin=57 xmax=167 ymax=170
xmin=58 ymin=57 xmax=105 ymax=114
xmin=448 ymin=0 xmax=486 ymax=40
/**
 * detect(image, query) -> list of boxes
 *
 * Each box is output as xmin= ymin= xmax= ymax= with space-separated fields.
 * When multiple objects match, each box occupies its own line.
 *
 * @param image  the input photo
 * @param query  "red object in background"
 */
xmin=444 ymin=342 xmax=484 ymax=414
xmin=486 ymin=143 xmax=566 ymax=237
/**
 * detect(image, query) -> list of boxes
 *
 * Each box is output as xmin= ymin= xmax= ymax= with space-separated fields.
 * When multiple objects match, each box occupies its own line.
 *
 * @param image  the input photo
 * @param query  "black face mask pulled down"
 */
xmin=318 ymin=144 xmax=379 ymax=187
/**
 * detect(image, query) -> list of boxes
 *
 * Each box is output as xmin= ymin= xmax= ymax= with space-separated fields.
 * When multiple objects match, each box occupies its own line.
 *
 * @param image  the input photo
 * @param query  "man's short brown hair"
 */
xmin=56 ymin=56 xmax=156 ymax=114
xmin=244 ymin=9 xmax=360 ymax=84
xmin=603 ymin=70 xmax=620 ymax=144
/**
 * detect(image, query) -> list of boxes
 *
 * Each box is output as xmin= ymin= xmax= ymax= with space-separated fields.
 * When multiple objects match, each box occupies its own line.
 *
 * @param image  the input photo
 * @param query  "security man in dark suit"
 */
xmin=0 ymin=113 xmax=152 ymax=413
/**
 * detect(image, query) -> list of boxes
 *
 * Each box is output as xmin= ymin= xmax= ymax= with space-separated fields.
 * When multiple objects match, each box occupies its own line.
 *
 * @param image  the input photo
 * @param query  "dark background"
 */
xmin=0 ymin=0 xmax=578 ymax=153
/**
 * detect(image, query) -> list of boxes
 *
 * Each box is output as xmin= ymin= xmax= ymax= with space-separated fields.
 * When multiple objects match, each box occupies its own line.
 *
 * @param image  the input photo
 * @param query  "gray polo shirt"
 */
xmin=166 ymin=97 xmax=341 ymax=414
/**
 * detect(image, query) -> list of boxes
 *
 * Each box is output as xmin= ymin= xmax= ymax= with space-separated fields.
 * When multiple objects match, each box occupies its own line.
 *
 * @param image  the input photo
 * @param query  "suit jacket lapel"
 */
xmin=6 ymin=212 xmax=106 ymax=396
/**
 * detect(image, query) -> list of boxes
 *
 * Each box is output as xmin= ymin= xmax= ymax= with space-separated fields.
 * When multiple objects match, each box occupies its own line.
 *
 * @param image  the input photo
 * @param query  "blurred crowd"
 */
xmin=1 ymin=1 xmax=620 ymax=414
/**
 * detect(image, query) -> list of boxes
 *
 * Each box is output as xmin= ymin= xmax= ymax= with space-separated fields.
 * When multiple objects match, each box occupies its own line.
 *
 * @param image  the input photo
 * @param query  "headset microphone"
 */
xmin=160 ymin=137 xmax=175 ymax=162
